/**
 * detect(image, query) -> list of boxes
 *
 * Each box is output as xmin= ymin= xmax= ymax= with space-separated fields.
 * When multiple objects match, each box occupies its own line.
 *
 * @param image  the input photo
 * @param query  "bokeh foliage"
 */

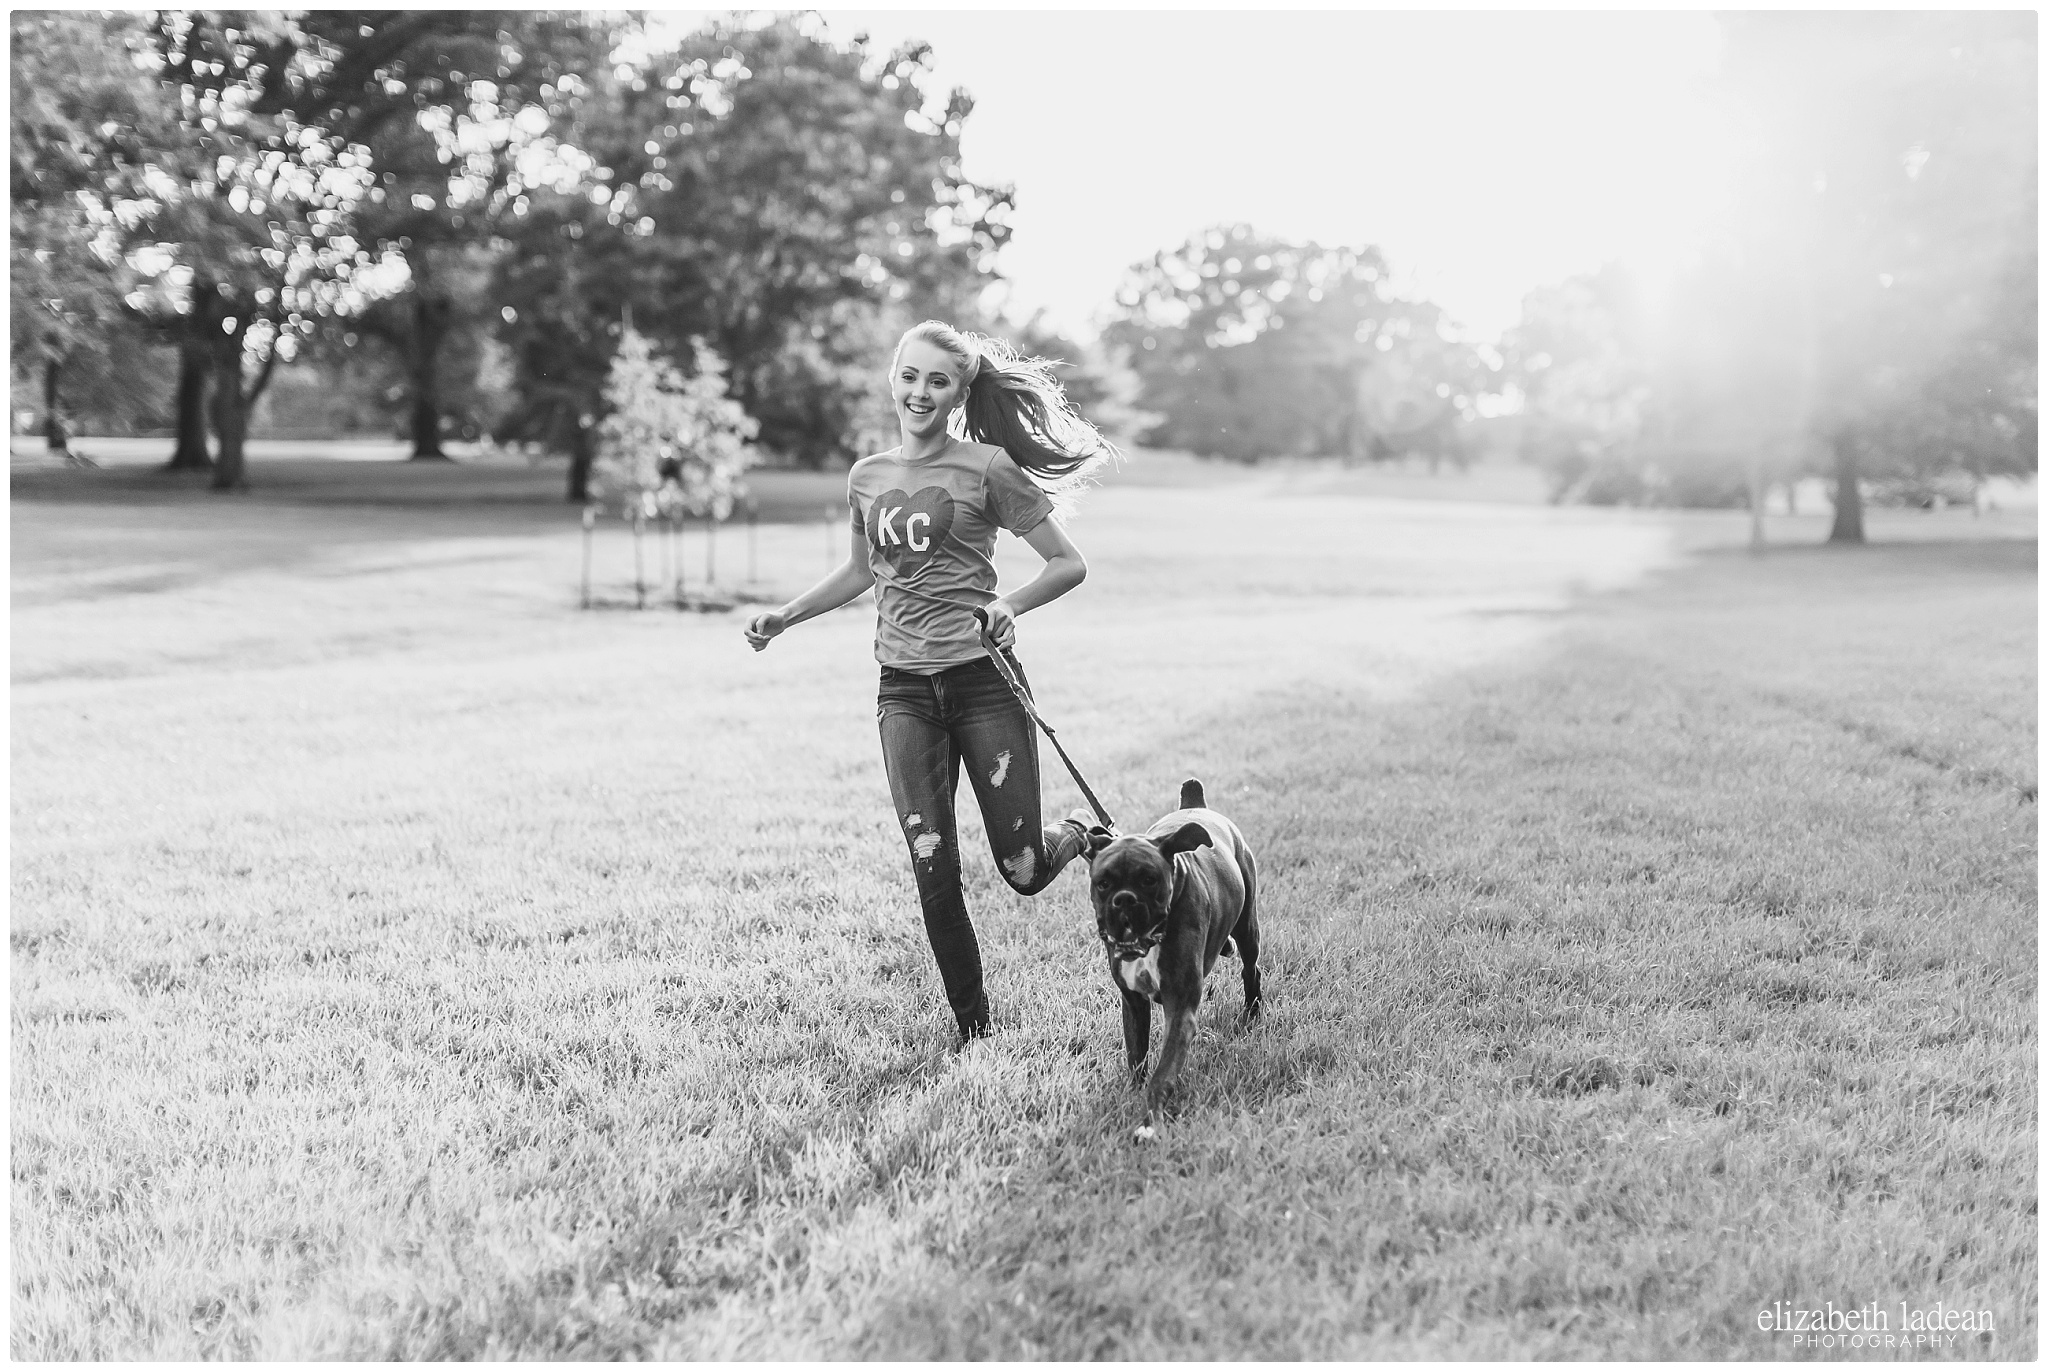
xmin=12 ymin=12 xmax=1012 ymax=493
xmin=490 ymin=15 xmax=1015 ymax=493
xmin=1508 ymin=13 xmax=2035 ymax=524
xmin=1102 ymin=225 xmax=1492 ymax=466
xmin=10 ymin=11 xmax=2035 ymax=529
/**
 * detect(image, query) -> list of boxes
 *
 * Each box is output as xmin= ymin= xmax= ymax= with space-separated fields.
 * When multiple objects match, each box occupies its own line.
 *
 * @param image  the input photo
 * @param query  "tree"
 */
xmin=1716 ymin=13 xmax=2036 ymax=542
xmin=1505 ymin=268 xmax=1654 ymax=503
xmin=641 ymin=18 xmax=1013 ymax=462
xmin=488 ymin=157 xmax=633 ymax=500
xmin=493 ymin=14 xmax=1015 ymax=494
xmin=349 ymin=242 xmax=487 ymax=456
xmin=277 ymin=12 xmax=615 ymax=458
xmin=1102 ymin=224 xmax=1493 ymax=462
xmin=108 ymin=11 xmax=606 ymax=479
xmin=1006 ymin=311 xmax=1108 ymax=414
xmin=9 ymin=12 xmax=169 ymax=459
xmin=112 ymin=11 xmax=403 ymax=489
xmin=592 ymin=327 xmax=758 ymax=519
xmin=1502 ymin=18 xmax=2032 ymax=528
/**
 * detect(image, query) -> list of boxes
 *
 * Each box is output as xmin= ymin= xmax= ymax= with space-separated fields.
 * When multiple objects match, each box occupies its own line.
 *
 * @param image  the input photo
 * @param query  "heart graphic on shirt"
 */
xmin=867 ymin=486 xmax=956 ymax=569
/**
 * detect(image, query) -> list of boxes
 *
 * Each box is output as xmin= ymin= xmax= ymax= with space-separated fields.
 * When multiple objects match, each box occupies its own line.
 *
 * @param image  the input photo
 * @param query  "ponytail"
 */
xmin=894 ymin=320 xmax=1119 ymax=512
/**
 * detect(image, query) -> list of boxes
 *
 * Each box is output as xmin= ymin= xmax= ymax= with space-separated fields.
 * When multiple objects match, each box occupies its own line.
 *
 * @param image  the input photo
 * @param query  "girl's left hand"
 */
xmin=980 ymin=598 xmax=1018 ymax=649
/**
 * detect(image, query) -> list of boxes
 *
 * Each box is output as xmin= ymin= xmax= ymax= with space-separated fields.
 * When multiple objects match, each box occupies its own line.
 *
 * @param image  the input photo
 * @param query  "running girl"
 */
xmin=743 ymin=320 xmax=1117 ymax=1044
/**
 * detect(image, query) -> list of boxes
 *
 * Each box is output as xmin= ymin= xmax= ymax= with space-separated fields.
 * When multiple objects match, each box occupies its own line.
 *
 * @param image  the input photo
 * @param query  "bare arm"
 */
xmin=743 ymin=519 xmax=874 ymax=651
xmin=982 ymin=517 xmax=1087 ymax=648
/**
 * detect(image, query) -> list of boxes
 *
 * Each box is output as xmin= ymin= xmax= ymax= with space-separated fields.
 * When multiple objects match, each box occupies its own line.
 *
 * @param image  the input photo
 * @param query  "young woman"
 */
xmin=743 ymin=320 xmax=1117 ymax=1044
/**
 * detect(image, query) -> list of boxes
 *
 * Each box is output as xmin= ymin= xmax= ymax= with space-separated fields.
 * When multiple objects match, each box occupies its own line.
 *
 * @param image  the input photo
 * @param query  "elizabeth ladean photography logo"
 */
xmin=1759 ymin=1299 xmax=1997 ymax=1351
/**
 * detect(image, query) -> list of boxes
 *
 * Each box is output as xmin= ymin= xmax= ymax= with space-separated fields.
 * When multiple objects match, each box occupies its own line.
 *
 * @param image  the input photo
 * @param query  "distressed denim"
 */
xmin=877 ymin=654 xmax=1084 ymax=1036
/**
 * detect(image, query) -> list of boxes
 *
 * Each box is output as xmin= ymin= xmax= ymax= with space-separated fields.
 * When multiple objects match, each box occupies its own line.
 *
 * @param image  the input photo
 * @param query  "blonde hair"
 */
xmin=894 ymin=319 xmax=1118 ymax=510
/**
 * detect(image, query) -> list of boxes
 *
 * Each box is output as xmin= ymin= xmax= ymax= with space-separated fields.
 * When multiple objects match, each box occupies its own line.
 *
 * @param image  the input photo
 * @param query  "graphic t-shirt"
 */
xmin=846 ymin=441 xmax=1056 ymax=672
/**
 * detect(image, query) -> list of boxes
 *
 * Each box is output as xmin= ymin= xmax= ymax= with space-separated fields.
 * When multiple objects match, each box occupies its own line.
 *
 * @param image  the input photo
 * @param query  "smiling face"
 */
xmin=892 ymin=338 xmax=970 ymax=441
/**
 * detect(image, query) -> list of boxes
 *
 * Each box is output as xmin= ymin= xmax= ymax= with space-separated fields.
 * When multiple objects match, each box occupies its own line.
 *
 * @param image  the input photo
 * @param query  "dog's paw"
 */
xmin=1132 ymin=1124 xmax=1157 ymax=1144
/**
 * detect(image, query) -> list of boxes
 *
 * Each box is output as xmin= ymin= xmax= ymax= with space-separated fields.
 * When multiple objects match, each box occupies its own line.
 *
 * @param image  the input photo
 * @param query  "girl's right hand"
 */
xmin=743 ymin=609 xmax=788 ymax=652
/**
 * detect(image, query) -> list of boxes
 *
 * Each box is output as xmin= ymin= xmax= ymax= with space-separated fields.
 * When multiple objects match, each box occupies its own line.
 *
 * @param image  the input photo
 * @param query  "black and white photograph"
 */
xmin=10 ymin=5 xmax=2036 ymax=1359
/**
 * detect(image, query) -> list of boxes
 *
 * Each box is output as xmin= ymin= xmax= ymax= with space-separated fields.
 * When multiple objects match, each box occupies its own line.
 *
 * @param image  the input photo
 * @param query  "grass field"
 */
xmin=10 ymin=448 xmax=2037 ymax=1358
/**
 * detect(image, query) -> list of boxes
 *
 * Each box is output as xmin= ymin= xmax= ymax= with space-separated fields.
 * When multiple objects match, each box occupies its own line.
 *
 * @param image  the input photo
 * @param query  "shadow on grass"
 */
xmin=1693 ymin=533 xmax=2036 ymax=570
xmin=12 ymin=455 xmax=855 ymax=525
xmin=580 ymin=589 xmax=784 ymax=614
xmin=806 ymin=536 xmax=2040 ymax=1358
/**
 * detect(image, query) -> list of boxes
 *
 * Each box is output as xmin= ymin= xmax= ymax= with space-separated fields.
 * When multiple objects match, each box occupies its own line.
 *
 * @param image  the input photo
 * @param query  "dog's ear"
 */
xmin=1154 ymin=821 xmax=1212 ymax=859
xmin=1084 ymin=825 xmax=1115 ymax=857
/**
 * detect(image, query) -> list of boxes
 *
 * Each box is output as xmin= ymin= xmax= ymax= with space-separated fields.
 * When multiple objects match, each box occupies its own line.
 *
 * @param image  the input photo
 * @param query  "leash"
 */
xmin=971 ymin=606 xmax=1118 ymax=834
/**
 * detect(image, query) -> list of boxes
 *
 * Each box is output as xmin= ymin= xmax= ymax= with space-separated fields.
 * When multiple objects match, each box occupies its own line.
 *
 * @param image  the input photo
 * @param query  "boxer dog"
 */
xmin=1082 ymin=778 xmax=1262 ymax=1139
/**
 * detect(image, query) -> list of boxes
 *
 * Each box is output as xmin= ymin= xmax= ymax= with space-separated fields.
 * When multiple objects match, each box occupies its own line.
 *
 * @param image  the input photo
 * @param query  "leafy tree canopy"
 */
xmin=492 ymin=14 xmax=1014 ymax=487
xmin=10 ymin=12 xmax=176 ymax=443
xmin=1103 ymin=224 xmax=1495 ymax=464
xmin=595 ymin=326 xmax=759 ymax=520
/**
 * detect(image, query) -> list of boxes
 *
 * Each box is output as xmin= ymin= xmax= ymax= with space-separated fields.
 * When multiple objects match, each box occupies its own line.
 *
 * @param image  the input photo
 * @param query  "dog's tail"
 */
xmin=1179 ymin=777 xmax=1205 ymax=810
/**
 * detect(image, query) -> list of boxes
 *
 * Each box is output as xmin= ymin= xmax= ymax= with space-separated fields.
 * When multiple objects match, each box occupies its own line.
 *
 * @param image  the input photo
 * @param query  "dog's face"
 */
xmin=1085 ymin=822 xmax=1212 ymax=957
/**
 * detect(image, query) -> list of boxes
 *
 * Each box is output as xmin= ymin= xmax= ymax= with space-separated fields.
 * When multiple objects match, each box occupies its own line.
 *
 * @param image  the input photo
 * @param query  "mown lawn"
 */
xmin=10 ymin=458 xmax=2035 ymax=1358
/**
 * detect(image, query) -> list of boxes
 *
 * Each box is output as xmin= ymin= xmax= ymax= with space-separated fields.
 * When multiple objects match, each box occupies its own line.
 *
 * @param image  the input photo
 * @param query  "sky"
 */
xmin=654 ymin=9 xmax=1730 ymax=344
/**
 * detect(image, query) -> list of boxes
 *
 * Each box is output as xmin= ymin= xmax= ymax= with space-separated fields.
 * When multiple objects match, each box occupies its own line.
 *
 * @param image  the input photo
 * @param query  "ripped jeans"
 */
xmin=877 ymin=654 xmax=1085 ymax=1036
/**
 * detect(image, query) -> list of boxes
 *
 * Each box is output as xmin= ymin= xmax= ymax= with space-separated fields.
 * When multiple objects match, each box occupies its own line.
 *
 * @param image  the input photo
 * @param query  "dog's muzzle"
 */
xmin=1100 ymin=929 xmax=1162 ymax=960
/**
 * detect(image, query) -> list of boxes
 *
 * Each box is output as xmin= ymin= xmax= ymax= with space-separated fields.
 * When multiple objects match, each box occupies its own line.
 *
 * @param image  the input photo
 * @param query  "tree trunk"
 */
xmin=208 ymin=338 xmax=249 ymax=492
xmin=407 ymin=292 xmax=454 ymax=459
xmin=164 ymin=342 xmax=214 ymax=470
xmin=566 ymin=422 xmax=594 ymax=502
xmin=1746 ymin=451 xmax=1766 ymax=552
xmin=1826 ymin=431 xmax=1865 ymax=544
xmin=42 ymin=354 xmax=69 ymax=455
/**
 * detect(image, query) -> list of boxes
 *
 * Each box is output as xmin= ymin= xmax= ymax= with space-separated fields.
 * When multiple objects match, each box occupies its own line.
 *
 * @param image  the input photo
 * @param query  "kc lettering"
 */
xmin=865 ymin=485 xmax=955 ymax=567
